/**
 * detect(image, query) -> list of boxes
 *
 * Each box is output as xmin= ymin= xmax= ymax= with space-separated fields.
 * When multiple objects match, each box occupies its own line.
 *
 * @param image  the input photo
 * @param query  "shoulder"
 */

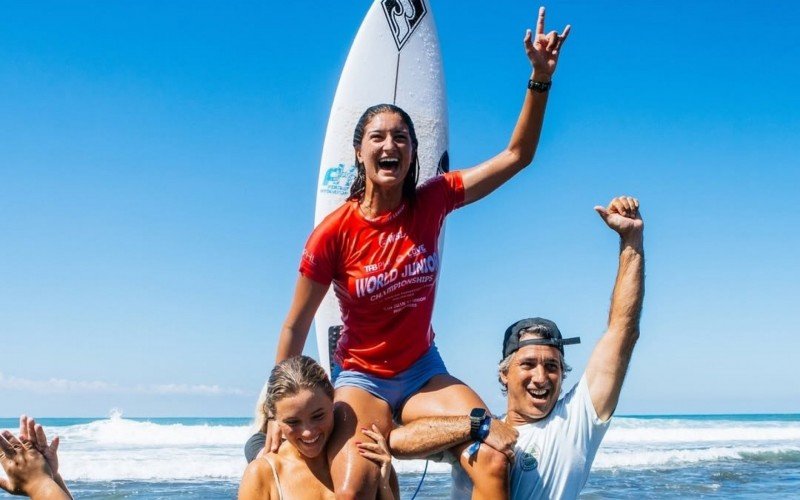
xmin=536 ymin=378 xmax=585 ymax=425
xmin=562 ymin=373 xmax=597 ymax=414
xmin=552 ymin=373 xmax=611 ymax=430
xmin=242 ymin=455 xmax=276 ymax=482
xmin=325 ymin=200 xmax=355 ymax=221
xmin=305 ymin=202 xmax=357 ymax=255
xmin=560 ymin=377 xmax=585 ymax=408
xmin=313 ymin=201 xmax=355 ymax=234
xmin=240 ymin=456 xmax=278 ymax=498
xmin=417 ymin=171 xmax=462 ymax=192
xmin=415 ymin=172 xmax=465 ymax=210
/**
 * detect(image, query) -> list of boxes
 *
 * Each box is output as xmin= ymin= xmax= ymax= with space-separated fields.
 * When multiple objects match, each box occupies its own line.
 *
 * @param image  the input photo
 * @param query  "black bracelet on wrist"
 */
xmin=528 ymin=79 xmax=552 ymax=93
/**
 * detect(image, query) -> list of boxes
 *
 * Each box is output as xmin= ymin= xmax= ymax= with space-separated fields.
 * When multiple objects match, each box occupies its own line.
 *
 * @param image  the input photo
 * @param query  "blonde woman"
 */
xmin=239 ymin=356 xmax=395 ymax=499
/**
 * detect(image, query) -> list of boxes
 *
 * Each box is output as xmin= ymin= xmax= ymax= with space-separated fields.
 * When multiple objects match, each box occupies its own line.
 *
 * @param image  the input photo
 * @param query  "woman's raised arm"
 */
xmin=460 ymin=6 xmax=570 ymax=205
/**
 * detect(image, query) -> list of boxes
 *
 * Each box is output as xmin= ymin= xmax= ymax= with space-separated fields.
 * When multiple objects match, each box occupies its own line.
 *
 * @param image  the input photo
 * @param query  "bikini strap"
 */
xmin=261 ymin=455 xmax=284 ymax=500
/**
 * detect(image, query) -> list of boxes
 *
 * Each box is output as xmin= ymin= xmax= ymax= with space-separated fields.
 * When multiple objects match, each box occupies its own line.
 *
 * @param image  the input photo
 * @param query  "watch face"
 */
xmin=470 ymin=408 xmax=487 ymax=420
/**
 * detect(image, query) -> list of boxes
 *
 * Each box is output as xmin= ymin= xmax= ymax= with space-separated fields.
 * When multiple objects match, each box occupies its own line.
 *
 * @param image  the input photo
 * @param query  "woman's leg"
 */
xmin=327 ymin=386 xmax=394 ymax=500
xmin=400 ymin=374 xmax=510 ymax=500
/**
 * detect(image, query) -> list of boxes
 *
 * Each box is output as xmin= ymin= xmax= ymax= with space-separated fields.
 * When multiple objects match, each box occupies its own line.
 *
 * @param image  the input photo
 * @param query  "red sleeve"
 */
xmin=416 ymin=171 xmax=465 ymax=214
xmin=298 ymin=217 xmax=338 ymax=285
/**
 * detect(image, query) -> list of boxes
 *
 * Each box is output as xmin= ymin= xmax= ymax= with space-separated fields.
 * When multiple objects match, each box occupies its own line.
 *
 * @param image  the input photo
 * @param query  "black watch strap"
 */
xmin=528 ymin=79 xmax=552 ymax=93
xmin=469 ymin=408 xmax=487 ymax=440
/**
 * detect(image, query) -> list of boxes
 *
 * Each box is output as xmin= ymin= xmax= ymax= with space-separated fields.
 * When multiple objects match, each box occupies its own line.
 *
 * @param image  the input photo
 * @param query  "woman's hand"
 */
xmin=18 ymin=416 xmax=72 ymax=499
xmin=357 ymin=425 xmax=393 ymax=490
xmin=0 ymin=431 xmax=68 ymax=499
xmin=20 ymin=416 xmax=60 ymax=477
xmin=524 ymin=6 xmax=570 ymax=78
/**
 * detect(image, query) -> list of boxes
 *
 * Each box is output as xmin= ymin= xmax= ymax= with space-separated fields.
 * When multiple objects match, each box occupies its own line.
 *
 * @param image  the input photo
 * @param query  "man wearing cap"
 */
xmin=387 ymin=195 xmax=645 ymax=499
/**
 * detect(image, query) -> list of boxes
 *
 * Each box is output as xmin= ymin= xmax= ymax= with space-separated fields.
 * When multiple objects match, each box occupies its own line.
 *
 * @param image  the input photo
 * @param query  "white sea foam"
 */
xmin=594 ymin=444 xmax=800 ymax=470
xmin=3 ymin=414 xmax=798 ymax=481
xmin=604 ymin=424 xmax=800 ymax=444
xmin=592 ymin=417 xmax=800 ymax=470
xmin=59 ymin=449 xmax=247 ymax=481
xmin=58 ymin=414 xmax=249 ymax=448
xmin=13 ymin=414 xmax=447 ymax=481
xmin=30 ymin=413 xmax=252 ymax=481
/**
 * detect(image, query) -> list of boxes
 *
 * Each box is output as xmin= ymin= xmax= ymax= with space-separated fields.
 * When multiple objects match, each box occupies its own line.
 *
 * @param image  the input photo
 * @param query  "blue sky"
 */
xmin=1 ymin=1 xmax=798 ymax=417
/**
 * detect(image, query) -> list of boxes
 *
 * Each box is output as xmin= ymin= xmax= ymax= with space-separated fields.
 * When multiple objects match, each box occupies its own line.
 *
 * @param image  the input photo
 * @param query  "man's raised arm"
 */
xmin=585 ymin=196 xmax=645 ymax=421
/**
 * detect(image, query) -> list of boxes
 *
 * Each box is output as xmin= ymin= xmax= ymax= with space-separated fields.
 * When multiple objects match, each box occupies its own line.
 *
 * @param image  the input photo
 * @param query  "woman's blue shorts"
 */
xmin=332 ymin=344 xmax=449 ymax=422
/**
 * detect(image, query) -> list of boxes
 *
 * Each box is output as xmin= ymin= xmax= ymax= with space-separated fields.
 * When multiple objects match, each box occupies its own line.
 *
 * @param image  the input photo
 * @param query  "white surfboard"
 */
xmin=314 ymin=0 xmax=448 ymax=374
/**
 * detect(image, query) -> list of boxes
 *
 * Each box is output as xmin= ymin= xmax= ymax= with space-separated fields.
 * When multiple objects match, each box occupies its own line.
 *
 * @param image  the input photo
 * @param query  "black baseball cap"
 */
xmin=502 ymin=317 xmax=581 ymax=358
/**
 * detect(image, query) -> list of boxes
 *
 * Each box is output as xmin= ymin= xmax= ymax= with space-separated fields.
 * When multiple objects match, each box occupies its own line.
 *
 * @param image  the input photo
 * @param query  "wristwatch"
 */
xmin=527 ymin=79 xmax=552 ymax=93
xmin=469 ymin=408 xmax=488 ymax=441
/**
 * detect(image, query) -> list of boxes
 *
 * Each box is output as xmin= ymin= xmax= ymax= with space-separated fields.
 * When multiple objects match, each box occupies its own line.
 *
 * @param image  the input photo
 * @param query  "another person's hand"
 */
xmin=357 ymin=425 xmax=393 ymax=490
xmin=594 ymin=196 xmax=644 ymax=238
xmin=482 ymin=418 xmax=519 ymax=462
xmin=524 ymin=6 xmax=571 ymax=78
xmin=264 ymin=419 xmax=283 ymax=453
xmin=0 ymin=431 xmax=67 ymax=499
xmin=20 ymin=416 xmax=60 ymax=477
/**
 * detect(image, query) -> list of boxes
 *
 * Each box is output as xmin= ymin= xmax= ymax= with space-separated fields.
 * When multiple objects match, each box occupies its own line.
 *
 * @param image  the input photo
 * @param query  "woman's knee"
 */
xmin=484 ymin=444 xmax=511 ymax=478
xmin=334 ymin=483 xmax=375 ymax=500
xmin=465 ymin=443 xmax=510 ymax=483
xmin=327 ymin=416 xmax=387 ymax=498
xmin=328 ymin=388 xmax=394 ymax=497
xmin=332 ymin=458 xmax=381 ymax=499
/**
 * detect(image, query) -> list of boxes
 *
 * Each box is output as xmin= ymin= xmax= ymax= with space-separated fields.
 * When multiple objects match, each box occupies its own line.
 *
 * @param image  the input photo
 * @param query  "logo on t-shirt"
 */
xmin=379 ymin=229 xmax=407 ymax=247
xmin=520 ymin=444 xmax=540 ymax=471
xmin=302 ymin=249 xmax=316 ymax=266
xmin=364 ymin=262 xmax=385 ymax=273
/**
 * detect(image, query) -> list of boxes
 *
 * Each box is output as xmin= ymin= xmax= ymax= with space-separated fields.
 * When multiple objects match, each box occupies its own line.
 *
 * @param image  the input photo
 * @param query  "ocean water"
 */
xmin=1 ymin=412 xmax=798 ymax=498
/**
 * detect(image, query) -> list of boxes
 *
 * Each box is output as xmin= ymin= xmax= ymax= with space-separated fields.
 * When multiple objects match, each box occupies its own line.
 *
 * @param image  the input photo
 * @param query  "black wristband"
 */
xmin=528 ymin=79 xmax=552 ymax=93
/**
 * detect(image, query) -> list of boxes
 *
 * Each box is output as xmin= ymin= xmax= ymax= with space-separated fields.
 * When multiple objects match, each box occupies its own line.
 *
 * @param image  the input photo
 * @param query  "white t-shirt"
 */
xmin=451 ymin=374 xmax=610 ymax=499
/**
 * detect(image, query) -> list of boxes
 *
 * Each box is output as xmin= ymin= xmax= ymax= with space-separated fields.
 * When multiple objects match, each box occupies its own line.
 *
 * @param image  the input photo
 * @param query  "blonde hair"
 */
xmin=253 ymin=378 xmax=272 ymax=433
xmin=253 ymin=356 xmax=334 ymax=431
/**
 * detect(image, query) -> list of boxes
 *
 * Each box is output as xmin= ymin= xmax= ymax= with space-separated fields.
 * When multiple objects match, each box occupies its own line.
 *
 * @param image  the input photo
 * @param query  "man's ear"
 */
xmin=500 ymin=370 xmax=509 ymax=387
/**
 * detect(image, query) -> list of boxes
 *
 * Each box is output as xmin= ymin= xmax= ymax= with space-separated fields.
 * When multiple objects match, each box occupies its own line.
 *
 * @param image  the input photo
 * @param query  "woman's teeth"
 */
xmin=300 ymin=435 xmax=321 ymax=445
xmin=378 ymin=158 xmax=399 ymax=168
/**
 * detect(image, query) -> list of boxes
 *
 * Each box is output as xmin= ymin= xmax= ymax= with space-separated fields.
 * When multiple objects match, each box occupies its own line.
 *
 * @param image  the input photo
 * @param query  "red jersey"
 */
xmin=300 ymin=172 xmax=465 ymax=377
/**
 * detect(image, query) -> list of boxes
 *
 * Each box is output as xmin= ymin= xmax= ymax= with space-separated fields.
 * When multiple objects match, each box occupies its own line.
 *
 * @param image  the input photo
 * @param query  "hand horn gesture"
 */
xmin=524 ymin=6 xmax=571 ymax=77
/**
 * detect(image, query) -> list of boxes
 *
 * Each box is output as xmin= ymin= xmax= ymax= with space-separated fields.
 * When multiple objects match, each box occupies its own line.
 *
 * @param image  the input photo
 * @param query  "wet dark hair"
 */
xmin=348 ymin=104 xmax=419 ymax=202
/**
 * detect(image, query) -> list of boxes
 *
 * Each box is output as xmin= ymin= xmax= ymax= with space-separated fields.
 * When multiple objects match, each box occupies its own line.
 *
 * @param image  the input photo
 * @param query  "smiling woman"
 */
xmin=238 ymin=356 xmax=395 ymax=500
xmin=350 ymin=104 xmax=419 ymax=213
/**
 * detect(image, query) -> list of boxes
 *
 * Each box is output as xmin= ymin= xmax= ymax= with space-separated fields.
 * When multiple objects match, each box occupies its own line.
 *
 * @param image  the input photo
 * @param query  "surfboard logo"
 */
xmin=381 ymin=0 xmax=427 ymax=51
xmin=320 ymin=163 xmax=357 ymax=195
